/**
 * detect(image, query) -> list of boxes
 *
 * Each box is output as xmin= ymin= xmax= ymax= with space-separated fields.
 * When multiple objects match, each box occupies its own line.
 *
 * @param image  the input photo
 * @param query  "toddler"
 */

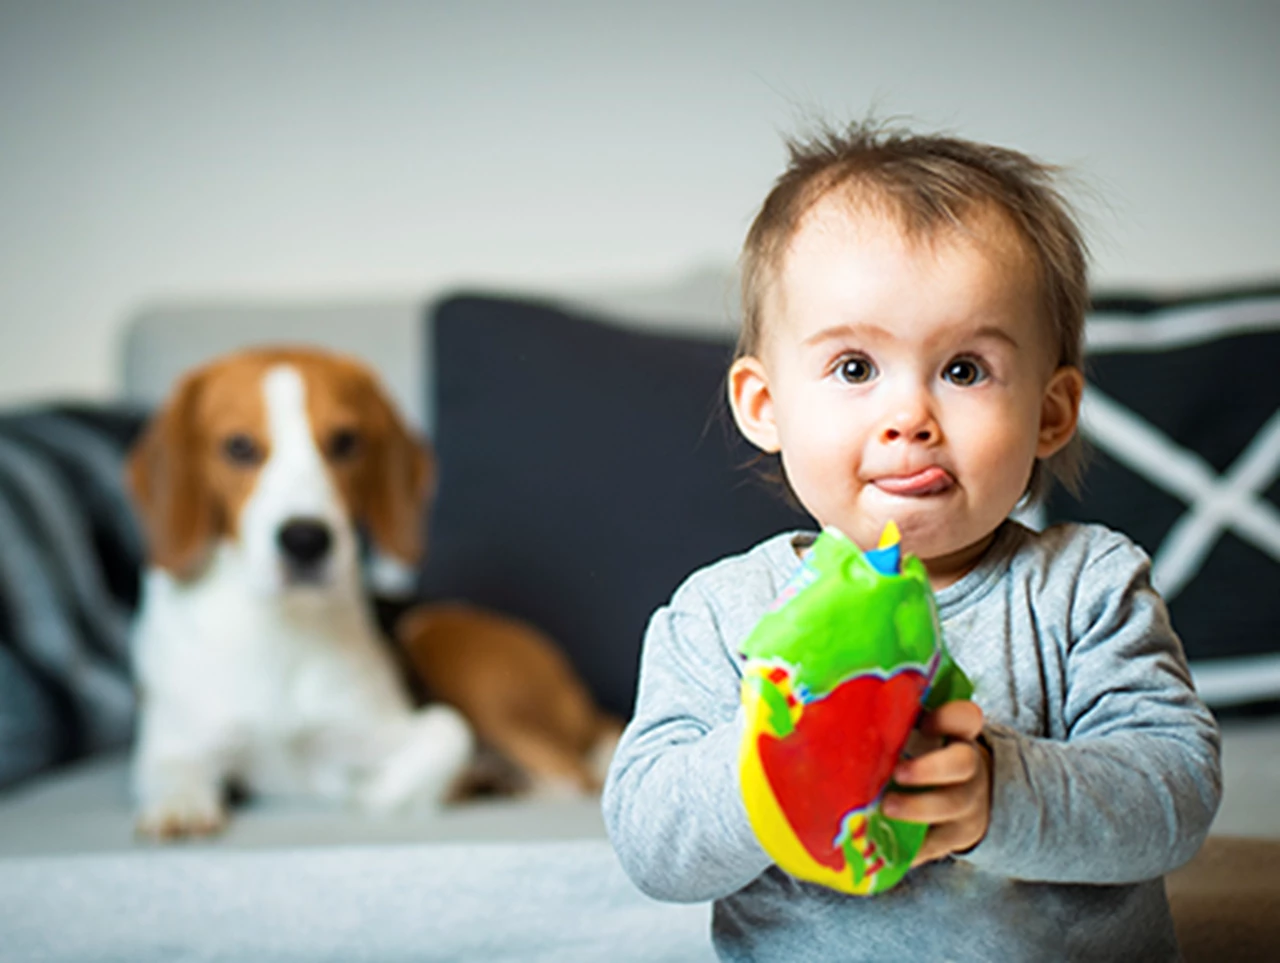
xmin=602 ymin=122 xmax=1221 ymax=962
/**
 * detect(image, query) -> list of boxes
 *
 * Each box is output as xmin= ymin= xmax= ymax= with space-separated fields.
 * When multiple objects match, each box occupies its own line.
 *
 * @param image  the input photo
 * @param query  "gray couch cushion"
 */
xmin=121 ymin=300 xmax=430 ymax=432
xmin=0 ymin=754 xmax=609 ymax=857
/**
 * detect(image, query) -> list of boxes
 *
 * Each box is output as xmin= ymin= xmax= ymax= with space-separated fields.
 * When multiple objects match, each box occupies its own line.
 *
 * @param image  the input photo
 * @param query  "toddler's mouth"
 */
xmin=873 ymin=466 xmax=955 ymax=497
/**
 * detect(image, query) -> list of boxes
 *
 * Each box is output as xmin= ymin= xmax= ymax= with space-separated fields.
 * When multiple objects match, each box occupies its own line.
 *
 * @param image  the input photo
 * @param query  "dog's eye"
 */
xmin=222 ymin=433 xmax=263 ymax=466
xmin=327 ymin=429 xmax=361 ymax=462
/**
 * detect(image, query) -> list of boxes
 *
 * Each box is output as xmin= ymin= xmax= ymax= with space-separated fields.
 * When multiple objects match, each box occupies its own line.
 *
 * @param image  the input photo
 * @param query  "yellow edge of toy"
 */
xmin=738 ymin=677 xmax=875 ymax=896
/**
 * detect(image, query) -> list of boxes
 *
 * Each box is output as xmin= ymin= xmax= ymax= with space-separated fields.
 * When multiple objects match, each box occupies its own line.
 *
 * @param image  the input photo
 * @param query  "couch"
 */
xmin=1 ymin=279 xmax=1278 ymax=961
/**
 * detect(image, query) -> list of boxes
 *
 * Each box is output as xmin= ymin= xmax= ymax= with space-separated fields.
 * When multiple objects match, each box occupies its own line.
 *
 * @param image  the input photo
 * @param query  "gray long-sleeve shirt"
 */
xmin=603 ymin=521 xmax=1222 ymax=962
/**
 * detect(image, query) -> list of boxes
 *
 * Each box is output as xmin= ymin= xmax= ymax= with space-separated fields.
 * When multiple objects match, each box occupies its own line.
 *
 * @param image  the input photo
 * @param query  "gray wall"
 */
xmin=1 ymin=1 xmax=1277 ymax=405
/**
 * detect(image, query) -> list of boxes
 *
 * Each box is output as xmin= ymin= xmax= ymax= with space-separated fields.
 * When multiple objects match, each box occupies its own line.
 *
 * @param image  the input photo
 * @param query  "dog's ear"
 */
xmin=126 ymin=369 xmax=220 ymax=578
xmin=357 ymin=378 xmax=434 ymax=565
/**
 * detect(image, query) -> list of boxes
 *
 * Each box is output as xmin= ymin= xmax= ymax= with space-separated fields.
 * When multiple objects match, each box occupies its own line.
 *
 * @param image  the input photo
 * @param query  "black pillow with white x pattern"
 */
xmin=1045 ymin=286 xmax=1280 ymax=712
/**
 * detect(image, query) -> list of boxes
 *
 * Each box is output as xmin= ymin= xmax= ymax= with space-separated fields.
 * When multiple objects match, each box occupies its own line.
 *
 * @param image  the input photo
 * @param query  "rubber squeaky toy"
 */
xmin=737 ymin=521 xmax=972 ymax=895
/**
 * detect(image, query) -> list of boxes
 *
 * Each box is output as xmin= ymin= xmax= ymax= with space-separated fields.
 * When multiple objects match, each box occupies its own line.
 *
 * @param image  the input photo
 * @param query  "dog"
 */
xmin=397 ymin=603 xmax=623 ymax=798
xmin=126 ymin=347 xmax=473 ymax=838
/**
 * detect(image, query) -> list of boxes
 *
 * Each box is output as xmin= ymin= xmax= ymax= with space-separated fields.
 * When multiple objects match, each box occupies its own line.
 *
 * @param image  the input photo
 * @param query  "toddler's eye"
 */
xmin=836 ymin=356 xmax=877 ymax=384
xmin=943 ymin=358 xmax=987 ymax=387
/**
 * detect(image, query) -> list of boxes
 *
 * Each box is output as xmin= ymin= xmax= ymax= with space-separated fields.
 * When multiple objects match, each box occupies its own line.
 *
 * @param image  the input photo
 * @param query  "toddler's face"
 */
xmin=730 ymin=196 xmax=1081 ymax=584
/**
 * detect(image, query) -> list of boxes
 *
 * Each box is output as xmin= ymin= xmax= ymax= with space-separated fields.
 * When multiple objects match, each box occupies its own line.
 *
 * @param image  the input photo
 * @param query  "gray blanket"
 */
xmin=0 ymin=405 xmax=147 ymax=789
xmin=0 ymin=839 xmax=714 ymax=963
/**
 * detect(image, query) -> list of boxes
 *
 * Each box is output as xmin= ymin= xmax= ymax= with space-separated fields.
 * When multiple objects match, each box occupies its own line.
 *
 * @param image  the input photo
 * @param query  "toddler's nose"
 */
xmin=879 ymin=406 xmax=940 ymax=445
xmin=882 ymin=422 xmax=934 ymax=443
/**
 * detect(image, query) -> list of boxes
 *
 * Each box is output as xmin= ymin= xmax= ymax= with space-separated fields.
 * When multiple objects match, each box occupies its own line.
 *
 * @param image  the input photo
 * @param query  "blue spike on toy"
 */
xmin=864 ymin=521 xmax=902 ymax=575
xmin=864 ymin=544 xmax=900 ymax=575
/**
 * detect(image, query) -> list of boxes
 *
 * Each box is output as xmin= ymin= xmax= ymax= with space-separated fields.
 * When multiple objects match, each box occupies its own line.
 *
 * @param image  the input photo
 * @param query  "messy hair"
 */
xmin=736 ymin=119 xmax=1090 ymax=503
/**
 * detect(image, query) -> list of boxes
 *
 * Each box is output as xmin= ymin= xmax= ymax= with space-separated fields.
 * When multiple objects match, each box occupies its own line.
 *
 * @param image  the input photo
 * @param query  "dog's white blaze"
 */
xmin=237 ymin=365 xmax=358 ymax=596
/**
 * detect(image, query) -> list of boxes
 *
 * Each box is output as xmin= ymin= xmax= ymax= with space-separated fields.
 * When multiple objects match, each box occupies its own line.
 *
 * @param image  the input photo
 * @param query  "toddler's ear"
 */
xmin=729 ymin=356 xmax=781 ymax=454
xmin=1036 ymin=365 xmax=1085 ymax=458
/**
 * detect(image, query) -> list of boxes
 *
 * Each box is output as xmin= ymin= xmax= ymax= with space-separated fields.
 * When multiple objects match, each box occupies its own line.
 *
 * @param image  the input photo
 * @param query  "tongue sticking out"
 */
xmin=875 ymin=466 xmax=953 ymax=497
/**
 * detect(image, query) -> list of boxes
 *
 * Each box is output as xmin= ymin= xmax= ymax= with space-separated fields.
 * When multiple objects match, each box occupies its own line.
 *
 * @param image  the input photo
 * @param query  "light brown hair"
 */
xmin=738 ymin=120 xmax=1089 ymax=502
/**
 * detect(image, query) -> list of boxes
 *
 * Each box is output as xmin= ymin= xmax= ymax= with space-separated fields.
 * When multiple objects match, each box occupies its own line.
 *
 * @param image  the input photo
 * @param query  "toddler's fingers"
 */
xmin=893 ymin=740 xmax=980 ymax=787
xmin=919 ymin=699 xmax=984 ymax=741
xmin=882 ymin=780 xmax=982 ymax=825
xmin=912 ymin=819 xmax=986 ymax=867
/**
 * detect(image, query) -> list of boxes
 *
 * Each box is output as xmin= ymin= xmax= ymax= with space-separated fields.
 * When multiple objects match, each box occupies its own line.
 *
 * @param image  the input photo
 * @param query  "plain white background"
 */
xmin=2 ymin=1 xmax=1278 ymax=405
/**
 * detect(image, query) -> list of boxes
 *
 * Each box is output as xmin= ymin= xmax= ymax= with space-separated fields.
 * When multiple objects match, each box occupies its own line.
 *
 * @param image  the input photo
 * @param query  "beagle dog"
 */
xmin=127 ymin=347 xmax=472 ymax=838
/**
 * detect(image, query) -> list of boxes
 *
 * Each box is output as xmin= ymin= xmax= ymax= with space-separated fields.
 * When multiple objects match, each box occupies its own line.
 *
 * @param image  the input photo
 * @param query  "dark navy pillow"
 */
xmin=419 ymin=295 xmax=813 ymax=718
xmin=1047 ymin=286 xmax=1280 ymax=711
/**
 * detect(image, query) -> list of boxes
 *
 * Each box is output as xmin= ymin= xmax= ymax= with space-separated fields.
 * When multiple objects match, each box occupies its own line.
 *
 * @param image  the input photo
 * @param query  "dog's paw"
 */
xmin=136 ymin=791 xmax=228 ymax=840
xmin=523 ymin=775 xmax=592 ymax=802
xmin=359 ymin=705 xmax=475 ymax=813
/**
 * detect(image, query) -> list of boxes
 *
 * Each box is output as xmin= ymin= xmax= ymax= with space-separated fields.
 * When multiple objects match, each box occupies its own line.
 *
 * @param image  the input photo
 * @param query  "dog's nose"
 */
xmin=277 ymin=518 xmax=333 ymax=566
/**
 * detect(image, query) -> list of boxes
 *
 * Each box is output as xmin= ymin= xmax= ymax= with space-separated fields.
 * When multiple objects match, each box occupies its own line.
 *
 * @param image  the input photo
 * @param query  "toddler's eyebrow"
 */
xmin=801 ymin=323 xmax=892 ymax=348
xmin=801 ymin=323 xmax=1021 ymax=350
xmin=953 ymin=325 xmax=1022 ymax=350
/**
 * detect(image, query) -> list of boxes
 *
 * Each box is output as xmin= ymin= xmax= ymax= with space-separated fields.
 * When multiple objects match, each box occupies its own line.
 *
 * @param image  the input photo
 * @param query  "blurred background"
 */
xmin=2 ymin=0 xmax=1278 ymax=407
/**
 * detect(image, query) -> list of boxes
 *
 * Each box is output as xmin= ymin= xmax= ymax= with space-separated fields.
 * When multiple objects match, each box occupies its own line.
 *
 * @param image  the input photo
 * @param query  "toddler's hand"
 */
xmin=881 ymin=699 xmax=991 ymax=867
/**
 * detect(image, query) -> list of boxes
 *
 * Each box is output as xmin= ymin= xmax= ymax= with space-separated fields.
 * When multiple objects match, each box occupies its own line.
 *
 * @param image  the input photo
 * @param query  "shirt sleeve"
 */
xmin=961 ymin=537 xmax=1223 ymax=884
xmin=602 ymin=579 xmax=773 ymax=903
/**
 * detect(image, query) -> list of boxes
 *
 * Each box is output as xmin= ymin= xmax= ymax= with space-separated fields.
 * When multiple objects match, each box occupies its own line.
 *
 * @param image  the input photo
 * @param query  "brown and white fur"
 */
xmin=397 ymin=603 xmax=623 ymax=798
xmin=127 ymin=347 xmax=472 ymax=838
